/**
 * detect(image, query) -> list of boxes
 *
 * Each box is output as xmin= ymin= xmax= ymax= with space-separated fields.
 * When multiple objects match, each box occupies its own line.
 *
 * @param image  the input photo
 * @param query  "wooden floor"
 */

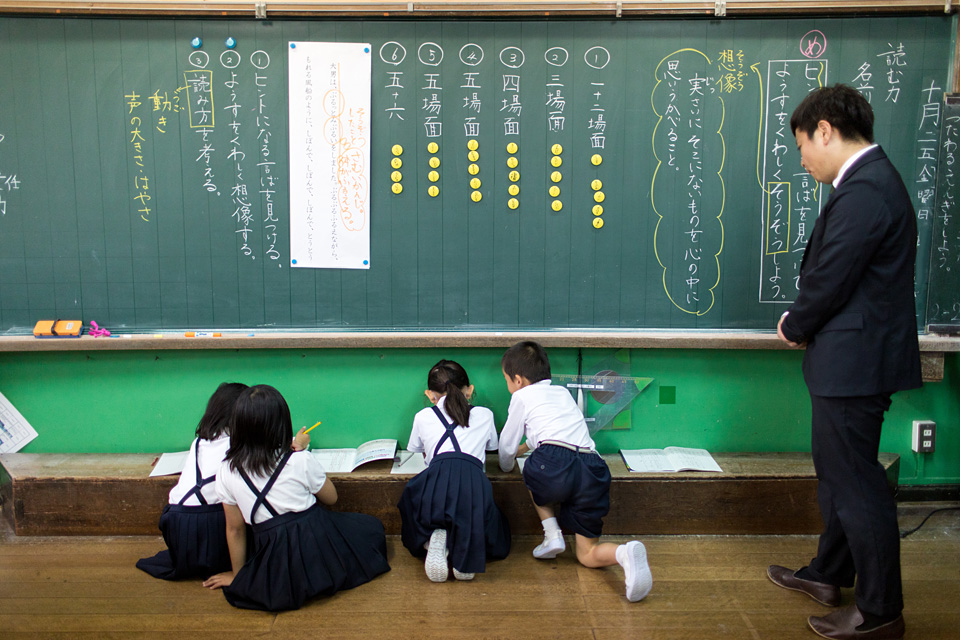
xmin=1 ymin=503 xmax=958 ymax=640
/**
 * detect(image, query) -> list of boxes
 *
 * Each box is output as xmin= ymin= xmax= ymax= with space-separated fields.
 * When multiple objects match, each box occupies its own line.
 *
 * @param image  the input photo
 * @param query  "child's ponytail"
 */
xmin=427 ymin=360 xmax=473 ymax=428
xmin=442 ymin=379 xmax=472 ymax=428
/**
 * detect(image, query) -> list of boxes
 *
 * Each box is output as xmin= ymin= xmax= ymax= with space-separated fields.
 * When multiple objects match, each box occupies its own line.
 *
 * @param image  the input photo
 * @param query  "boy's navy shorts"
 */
xmin=522 ymin=444 xmax=611 ymax=538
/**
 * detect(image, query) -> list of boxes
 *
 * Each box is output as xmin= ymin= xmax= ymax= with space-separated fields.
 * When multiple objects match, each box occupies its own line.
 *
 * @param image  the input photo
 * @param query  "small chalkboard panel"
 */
xmin=925 ymin=94 xmax=960 ymax=332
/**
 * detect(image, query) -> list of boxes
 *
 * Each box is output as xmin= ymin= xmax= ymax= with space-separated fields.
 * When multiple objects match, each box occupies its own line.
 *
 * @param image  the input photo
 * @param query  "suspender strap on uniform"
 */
xmin=430 ymin=405 xmax=462 ymax=455
xmin=239 ymin=449 xmax=295 ymax=522
xmin=178 ymin=439 xmax=217 ymax=506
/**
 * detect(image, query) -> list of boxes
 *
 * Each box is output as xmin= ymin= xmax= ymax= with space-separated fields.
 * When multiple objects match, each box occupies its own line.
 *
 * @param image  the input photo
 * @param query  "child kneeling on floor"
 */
xmin=498 ymin=341 xmax=653 ymax=602
xmin=397 ymin=359 xmax=511 ymax=582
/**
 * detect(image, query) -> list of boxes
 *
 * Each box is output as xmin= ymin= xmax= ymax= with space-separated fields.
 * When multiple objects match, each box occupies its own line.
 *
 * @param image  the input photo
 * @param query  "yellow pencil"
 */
xmin=304 ymin=420 xmax=322 ymax=434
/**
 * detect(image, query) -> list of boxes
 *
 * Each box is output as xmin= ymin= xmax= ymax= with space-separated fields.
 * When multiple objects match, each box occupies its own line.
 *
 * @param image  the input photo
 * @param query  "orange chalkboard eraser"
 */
xmin=34 ymin=319 xmax=83 ymax=338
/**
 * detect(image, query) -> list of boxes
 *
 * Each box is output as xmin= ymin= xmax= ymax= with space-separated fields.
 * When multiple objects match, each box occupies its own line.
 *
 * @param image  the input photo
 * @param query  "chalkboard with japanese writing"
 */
xmin=0 ymin=15 xmax=952 ymax=333
xmin=925 ymin=94 xmax=960 ymax=332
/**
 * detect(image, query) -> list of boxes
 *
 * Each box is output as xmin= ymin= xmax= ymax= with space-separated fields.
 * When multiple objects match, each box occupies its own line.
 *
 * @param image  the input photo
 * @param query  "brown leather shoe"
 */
xmin=808 ymin=605 xmax=905 ymax=640
xmin=767 ymin=565 xmax=841 ymax=607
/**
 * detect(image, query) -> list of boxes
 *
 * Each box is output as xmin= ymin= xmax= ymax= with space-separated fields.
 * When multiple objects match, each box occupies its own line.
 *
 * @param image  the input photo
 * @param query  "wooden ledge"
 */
xmin=1 ymin=330 xmax=957 ymax=351
xmin=1 ymin=451 xmax=899 ymax=536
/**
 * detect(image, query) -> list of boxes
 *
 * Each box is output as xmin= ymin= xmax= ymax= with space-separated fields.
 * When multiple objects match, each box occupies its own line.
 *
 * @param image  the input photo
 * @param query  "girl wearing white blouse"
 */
xmin=397 ymin=360 xmax=511 ymax=582
xmin=137 ymin=382 xmax=248 ymax=580
xmin=202 ymin=384 xmax=390 ymax=611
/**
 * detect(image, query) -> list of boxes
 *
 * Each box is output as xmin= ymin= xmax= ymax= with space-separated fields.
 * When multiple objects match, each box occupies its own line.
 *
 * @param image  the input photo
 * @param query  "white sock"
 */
xmin=541 ymin=517 xmax=561 ymax=538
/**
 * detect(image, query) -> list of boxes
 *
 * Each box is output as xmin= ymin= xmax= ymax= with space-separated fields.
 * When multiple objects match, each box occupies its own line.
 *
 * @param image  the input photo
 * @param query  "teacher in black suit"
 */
xmin=766 ymin=84 xmax=921 ymax=640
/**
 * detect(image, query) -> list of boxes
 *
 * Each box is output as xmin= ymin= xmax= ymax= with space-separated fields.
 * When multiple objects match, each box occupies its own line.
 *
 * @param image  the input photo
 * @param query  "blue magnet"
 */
xmin=225 ymin=37 xmax=237 ymax=49
xmin=191 ymin=37 xmax=202 ymax=49
xmin=290 ymin=43 xmax=296 ymax=49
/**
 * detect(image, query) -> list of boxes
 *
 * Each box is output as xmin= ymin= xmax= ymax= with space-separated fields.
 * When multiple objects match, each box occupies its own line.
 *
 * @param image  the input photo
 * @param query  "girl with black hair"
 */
xmin=137 ymin=382 xmax=248 ymax=580
xmin=397 ymin=360 xmax=511 ymax=582
xmin=203 ymin=384 xmax=389 ymax=611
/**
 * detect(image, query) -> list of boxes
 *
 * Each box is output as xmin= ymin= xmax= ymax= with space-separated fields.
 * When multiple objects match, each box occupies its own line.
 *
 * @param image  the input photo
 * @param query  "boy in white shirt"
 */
xmin=498 ymin=341 xmax=652 ymax=602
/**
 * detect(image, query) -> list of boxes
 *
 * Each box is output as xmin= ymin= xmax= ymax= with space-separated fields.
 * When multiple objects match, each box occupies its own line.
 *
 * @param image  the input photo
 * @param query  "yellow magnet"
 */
xmin=591 ymin=154 xmax=603 ymax=166
xmin=550 ymin=156 xmax=562 ymax=168
xmin=391 ymin=157 xmax=402 ymax=169
xmin=506 ymin=156 xmax=519 ymax=169
xmin=428 ymin=185 xmax=439 ymax=197
xmin=592 ymin=217 xmax=604 ymax=229
xmin=470 ymin=177 xmax=481 ymax=189
xmin=506 ymin=142 xmax=518 ymax=154
xmin=428 ymin=170 xmax=440 ymax=182
xmin=468 ymin=163 xmax=480 ymax=176
xmin=391 ymin=170 xmax=402 ymax=182
xmin=468 ymin=150 xmax=479 ymax=162
xmin=508 ymin=184 xmax=520 ymax=196
xmin=548 ymin=185 xmax=560 ymax=197
xmin=551 ymin=200 xmax=563 ymax=212
xmin=508 ymin=170 xmax=520 ymax=182
xmin=471 ymin=190 xmax=482 ymax=202
xmin=551 ymin=143 xmax=563 ymax=155
xmin=592 ymin=204 xmax=603 ymax=216
xmin=392 ymin=144 xmax=403 ymax=156
xmin=508 ymin=197 xmax=519 ymax=209
xmin=392 ymin=182 xmax=403 ymax=194
xmin=594 ymin=191 xmax=605 ymax=203
xmin=467 ymin=139 xmax=479 ymax=151
xmin=429 ymin=157 xmax=440 ymax=169
xmin=550 ymin=171 xmax=562 ymax=183
xmin=591 ymin=179 xmax=602 ymax=190
xmin=427 ymin=141 xmax=439 ymax=154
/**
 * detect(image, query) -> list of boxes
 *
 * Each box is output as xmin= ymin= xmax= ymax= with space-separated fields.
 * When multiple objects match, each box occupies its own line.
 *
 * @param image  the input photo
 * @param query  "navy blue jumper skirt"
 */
xmin=136 ymin=440 xmax=231 ymax=580
xmin=222 ymin=450 xmax=390 ymax=611
xmin=397 ymin=406 xmax=511 ymax=574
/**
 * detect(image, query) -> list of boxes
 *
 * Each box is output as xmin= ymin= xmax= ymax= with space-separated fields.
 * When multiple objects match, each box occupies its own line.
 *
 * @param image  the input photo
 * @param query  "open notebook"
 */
xmin=620 ymin=447 xmax=722 ymax=473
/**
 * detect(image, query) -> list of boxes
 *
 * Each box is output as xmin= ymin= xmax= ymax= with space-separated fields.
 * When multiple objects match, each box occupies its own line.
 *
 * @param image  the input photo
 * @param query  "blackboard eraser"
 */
xmin=33 ymin=320 xmax=83 ymax=338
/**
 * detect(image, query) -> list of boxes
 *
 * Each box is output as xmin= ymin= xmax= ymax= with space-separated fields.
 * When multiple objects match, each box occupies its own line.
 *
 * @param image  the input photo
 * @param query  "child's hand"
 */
xmin=517 ymin=442 xmax=530 ymax=456
xmin=202 ymin=571 xmax=235 ymax=590
xmin=292 ymin=426 xmax=310 ymax=451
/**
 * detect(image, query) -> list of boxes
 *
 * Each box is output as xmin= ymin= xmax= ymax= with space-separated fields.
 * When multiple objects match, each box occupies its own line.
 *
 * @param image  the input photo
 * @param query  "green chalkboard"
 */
xmin=0 ymin=15 xmax=952 ymax=332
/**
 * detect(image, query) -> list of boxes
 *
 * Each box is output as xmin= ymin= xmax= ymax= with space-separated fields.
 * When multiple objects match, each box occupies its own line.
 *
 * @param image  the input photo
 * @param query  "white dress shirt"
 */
xmin=498 ymin=380 xmax=595 ymax=472
xmin=215 ymin=451 xmax=327 ymax=524
xmin=407 ymin=396 xmax=499 ymax=465
xmin=168 ymin=435 xmax=231 ymax=506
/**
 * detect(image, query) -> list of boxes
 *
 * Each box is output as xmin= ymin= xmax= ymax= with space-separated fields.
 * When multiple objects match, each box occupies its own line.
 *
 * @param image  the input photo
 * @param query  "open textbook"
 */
xmin=620 ymin=447 xmax=722 ymax=473
xmin=313 ymin=438 xmax=398 ymax=473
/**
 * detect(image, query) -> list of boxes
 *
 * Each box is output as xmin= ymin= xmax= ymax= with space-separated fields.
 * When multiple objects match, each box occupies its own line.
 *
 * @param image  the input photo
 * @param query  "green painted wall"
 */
xmin=1 ymin=347 xmax=956 ymax=486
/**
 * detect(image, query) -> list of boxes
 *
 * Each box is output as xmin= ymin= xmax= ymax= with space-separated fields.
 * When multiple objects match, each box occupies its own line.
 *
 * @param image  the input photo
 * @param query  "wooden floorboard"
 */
xmin=0 ymin=503 xmax=957 ymax=639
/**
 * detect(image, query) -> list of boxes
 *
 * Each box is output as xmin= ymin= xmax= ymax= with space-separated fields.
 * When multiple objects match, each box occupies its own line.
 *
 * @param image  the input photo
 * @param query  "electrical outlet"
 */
xmin=912 ymin=420 xmax=936 ymax=453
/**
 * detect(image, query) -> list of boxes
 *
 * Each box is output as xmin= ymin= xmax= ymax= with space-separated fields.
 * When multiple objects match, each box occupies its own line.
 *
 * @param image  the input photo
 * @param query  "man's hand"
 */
xmin=777 ymin=313 xmax=802 ymax=348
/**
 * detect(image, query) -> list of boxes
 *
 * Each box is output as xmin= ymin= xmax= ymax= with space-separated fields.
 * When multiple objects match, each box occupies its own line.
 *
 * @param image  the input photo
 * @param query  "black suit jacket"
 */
xmin=781 ymin=146 xmax=922 ymax=397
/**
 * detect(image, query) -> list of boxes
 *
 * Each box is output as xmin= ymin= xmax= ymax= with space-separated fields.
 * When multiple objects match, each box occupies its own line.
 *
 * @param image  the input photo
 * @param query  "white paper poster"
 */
xmin=0 ymin=390 xmax=38 ymax=453
xmin=288 ymin=41 xmax=372 ymax=269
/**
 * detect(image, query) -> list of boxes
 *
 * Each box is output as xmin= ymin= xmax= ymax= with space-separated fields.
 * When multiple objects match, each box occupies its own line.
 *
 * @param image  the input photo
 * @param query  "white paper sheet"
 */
xmin=0 ymin=390 xmax=39 ymax=453
xmin=149 ymin=451 xmax=190 ymax=477
xmin=288 ymin=41 xmax=372 ymax=269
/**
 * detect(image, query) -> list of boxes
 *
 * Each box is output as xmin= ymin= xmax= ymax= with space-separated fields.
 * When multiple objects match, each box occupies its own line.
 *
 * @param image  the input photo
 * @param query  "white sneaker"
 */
xmin=532 ymin=532 xmax=566 ymax=559
xmin=617 ymin=540 xmax=653 ymax=602
xmin=452 ymin=568 xmax=475 ymax=581
xmin=425 ymin=529 xmax=449 ymax=582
